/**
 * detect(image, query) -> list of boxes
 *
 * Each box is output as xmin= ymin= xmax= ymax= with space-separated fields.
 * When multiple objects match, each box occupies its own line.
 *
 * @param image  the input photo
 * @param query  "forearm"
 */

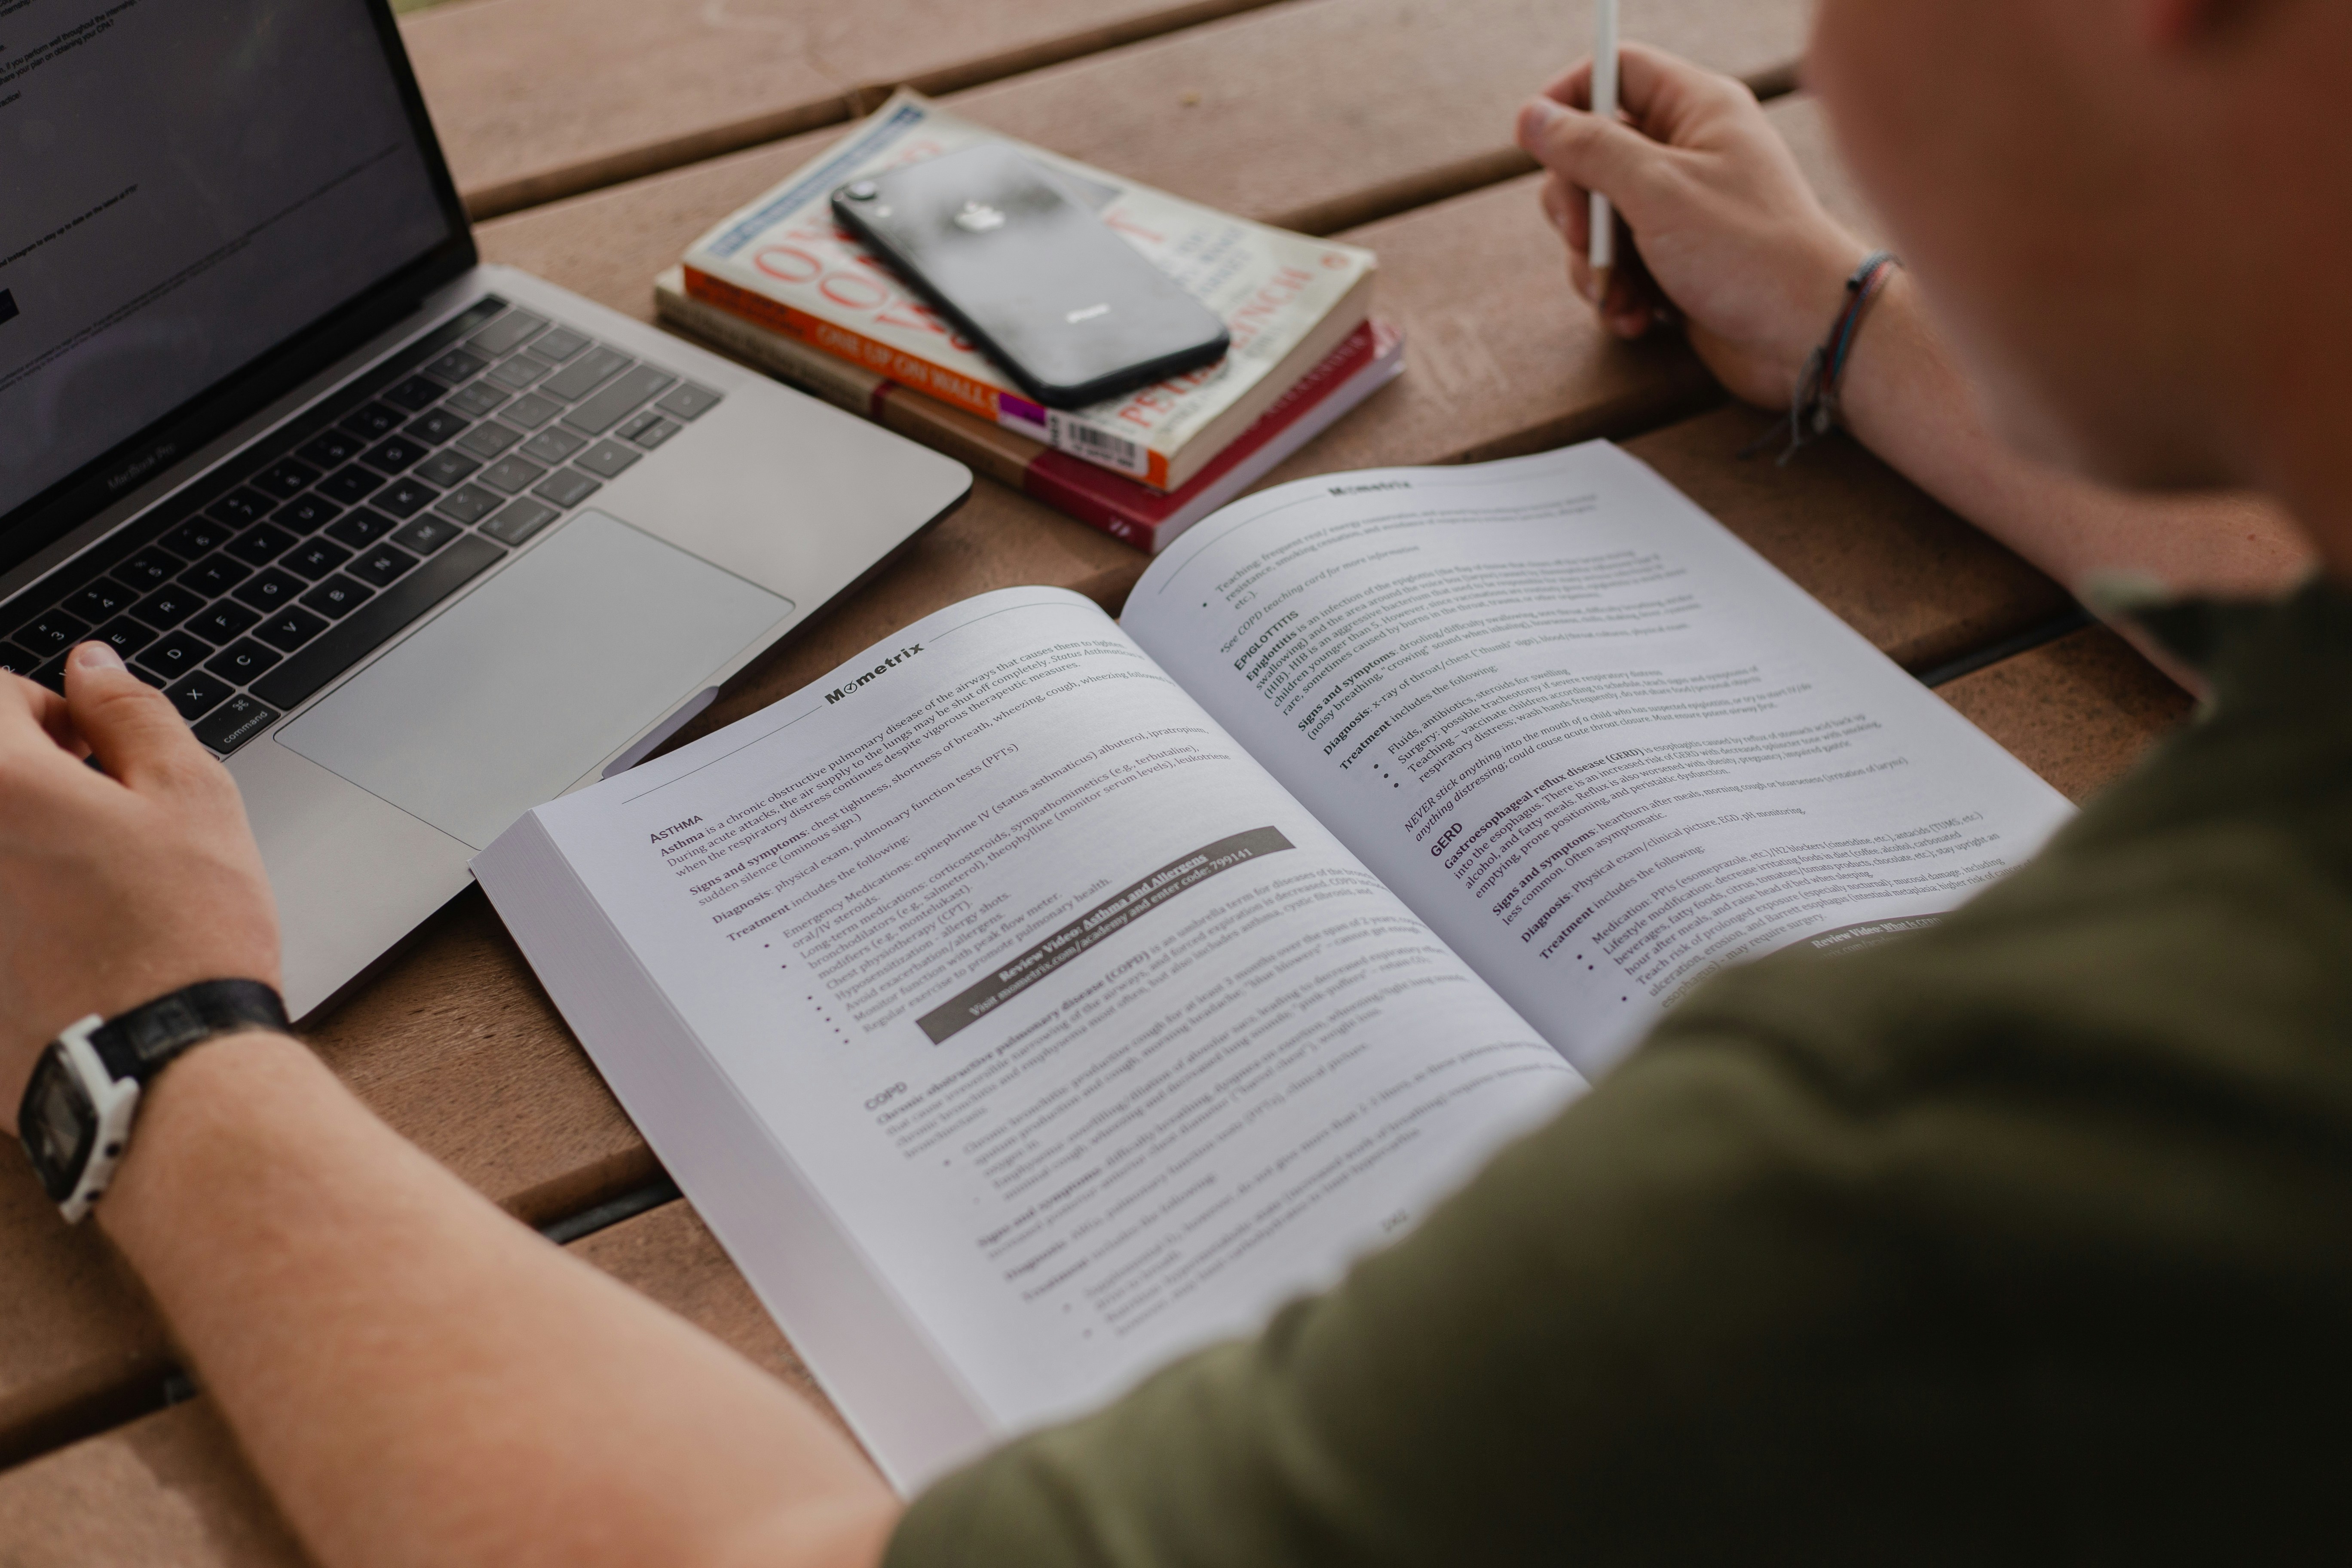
xmin=1839 ymin=276 xmax=2313 ymax=601
xmin=96 ymin=1031 xmax=895 ymax=1568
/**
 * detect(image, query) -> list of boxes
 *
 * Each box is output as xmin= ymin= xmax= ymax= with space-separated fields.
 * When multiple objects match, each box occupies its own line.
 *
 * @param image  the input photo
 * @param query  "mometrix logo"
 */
xmin=823 ymin=643 xmax=923 ymax=704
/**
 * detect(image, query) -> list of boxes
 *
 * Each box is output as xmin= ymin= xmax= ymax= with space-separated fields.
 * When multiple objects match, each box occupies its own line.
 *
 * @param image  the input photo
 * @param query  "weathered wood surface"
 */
xmin=410 ymin=0 xmax=1812 ymax=220
xmin=0 ymin=1202 xmax=854 ymax=1568
xmin=1938 ymin=626 xmax=2195 ymax=804
xmin=0 ymin=82 xmax=2070 ymax=1464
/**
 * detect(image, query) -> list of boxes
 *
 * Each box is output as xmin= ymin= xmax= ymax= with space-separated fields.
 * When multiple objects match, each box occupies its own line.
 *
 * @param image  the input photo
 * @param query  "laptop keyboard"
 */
xmin=0 ymin=298 xmax=723 ymax=756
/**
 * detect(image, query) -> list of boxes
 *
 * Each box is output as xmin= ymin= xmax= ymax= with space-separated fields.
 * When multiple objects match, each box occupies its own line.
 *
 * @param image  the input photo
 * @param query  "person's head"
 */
xmin=1808 ymin=0 xmax=2352 ymax=534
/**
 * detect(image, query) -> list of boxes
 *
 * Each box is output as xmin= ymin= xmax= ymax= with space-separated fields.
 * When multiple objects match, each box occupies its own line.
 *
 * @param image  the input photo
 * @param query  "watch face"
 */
xmin=20 ymin=1048 xmax=95 ymax=1203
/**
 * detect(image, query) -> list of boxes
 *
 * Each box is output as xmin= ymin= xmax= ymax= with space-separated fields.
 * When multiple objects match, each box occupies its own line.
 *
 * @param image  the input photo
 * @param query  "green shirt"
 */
xmin=889 ymin=581 xmax=2352 ymax=1565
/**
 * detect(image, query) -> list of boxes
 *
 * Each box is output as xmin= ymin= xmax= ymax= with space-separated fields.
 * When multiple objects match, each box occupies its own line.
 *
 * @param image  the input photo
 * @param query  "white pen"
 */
xmin=1588 ymin=0 xmax=1621 ymax=307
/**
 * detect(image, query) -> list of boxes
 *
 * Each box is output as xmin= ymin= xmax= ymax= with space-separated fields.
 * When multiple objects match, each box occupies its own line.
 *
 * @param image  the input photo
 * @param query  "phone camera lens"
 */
xmin=844 ymin=181 xmax=880 ymax=202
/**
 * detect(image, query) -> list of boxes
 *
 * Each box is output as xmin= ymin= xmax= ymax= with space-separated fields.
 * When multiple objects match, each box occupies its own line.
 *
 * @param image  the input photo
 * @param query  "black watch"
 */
xmin=17 ymin=980 xmax=288 ymax=1223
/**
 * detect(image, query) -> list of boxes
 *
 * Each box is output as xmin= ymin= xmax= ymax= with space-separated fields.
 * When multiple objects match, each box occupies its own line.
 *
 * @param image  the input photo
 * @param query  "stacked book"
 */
xmin=658 ymin=91 xmax=1401 ymax=553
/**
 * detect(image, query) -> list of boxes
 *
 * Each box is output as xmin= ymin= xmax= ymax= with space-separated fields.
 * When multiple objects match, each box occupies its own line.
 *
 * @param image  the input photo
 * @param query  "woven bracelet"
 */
xmin=1747 ymin=250 xmax=1903 ymax=465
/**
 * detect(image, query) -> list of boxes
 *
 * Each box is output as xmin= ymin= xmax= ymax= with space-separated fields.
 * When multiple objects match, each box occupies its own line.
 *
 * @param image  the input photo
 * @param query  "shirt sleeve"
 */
xmin=882 ymin=1024 xmax=1958 ymax=1568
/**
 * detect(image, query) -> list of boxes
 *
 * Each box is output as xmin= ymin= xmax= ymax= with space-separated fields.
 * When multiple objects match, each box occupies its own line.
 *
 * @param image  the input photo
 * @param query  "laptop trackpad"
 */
xmin=278 ymin=511 xmax=793 ymax=849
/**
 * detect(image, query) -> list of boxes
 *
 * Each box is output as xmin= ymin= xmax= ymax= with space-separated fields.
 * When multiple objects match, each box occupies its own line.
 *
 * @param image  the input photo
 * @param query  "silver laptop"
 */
xmin=0 ymin=0 xmax=972 ymax=1018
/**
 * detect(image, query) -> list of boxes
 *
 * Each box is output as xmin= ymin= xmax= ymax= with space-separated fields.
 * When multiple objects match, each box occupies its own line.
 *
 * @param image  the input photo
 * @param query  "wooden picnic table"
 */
xmin=0 ymin=1 xmax=2193 ymax=1559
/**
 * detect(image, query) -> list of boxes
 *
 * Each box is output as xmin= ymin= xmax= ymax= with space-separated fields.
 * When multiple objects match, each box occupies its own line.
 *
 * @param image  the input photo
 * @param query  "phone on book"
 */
xmin=832 ymin=144 xmax=1231 ymax=410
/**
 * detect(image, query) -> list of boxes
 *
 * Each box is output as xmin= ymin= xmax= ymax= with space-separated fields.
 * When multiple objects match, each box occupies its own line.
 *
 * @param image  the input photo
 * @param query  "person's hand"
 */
xmin=0 ymin=644 xmax=281 ymax=1135
xmin=1516 ymin=43 xmax=1871 ymax=410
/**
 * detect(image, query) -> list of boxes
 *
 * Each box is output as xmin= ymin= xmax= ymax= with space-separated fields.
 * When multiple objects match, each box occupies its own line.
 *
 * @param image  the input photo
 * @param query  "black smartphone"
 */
xmin=832 ymin=145 xmax=1231 ymax=410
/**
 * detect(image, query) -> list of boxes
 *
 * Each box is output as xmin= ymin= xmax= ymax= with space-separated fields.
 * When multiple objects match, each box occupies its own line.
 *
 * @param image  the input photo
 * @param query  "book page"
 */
xmin=1122 ymin=444 xmax=2078 ymax=1074
xmin=485 ymin=587 xmax=1578 ymax=1483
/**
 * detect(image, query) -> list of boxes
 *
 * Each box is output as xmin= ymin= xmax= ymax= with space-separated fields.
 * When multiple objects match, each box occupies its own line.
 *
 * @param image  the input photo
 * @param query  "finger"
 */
xmin=1538 ymin=57 xmax=1597 ymax=113
xmin=1517 ymin=96 xmax=1663 ymax=214
xmin=1611 ymin=42 xmax=1756 ymax=140
xmin=0 ymin=673 xmax=86 ymax=758
xmin=63 ymin=642 xmax=214 ymax=792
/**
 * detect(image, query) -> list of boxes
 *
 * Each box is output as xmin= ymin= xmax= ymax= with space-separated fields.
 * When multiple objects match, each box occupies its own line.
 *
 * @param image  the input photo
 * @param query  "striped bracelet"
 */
xmin=1752 ymin=250 xmax=1902 ymax=465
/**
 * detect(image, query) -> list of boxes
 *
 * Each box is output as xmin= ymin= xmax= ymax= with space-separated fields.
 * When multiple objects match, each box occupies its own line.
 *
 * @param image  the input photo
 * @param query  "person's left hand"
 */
xmin=0 ymin=644 xmax=282 ymax=1136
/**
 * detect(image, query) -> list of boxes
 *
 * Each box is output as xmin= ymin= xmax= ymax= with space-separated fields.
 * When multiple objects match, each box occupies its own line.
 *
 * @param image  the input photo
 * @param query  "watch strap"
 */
xmin=84 ymin=979 xmax=290 ymax=1085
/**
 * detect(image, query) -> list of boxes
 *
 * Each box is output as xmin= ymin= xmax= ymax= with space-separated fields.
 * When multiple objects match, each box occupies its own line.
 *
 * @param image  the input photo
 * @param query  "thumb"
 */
xmin=64 ymin=642 xmax=214 ymax=789
xmin=1516 ymin=95 xmax=1659 ymax=212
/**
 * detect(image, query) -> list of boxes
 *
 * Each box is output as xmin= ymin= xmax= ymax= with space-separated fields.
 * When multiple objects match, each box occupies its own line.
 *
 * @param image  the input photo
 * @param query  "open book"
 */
xmin=476 ymin=443 xmax=2073 ymax=1488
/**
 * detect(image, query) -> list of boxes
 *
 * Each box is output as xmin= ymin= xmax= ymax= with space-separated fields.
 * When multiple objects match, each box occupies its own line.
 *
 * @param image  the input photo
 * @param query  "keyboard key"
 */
xmin=253 ymin=458 xmax=321 ymax=500
xmin=232 ymin=569 xmax=307 ymax=612
xmin=282 ymin=538 xmax=355 ymax=580
xmin=130 ymin=583 xmax=205 ymax=630
xmin=0 ymin=642 xmax=43 ymax=678
xmin=340 ymin=402 xmax=404 ymax=440
xmin=499 ymin=392 xmax=563 ymax=429
xmin=163 ymin=514 xmax=236 ymax=557
xmin=325 ymin=508 xmax=398 ymax=549
xmin=180 ymin=554 xmax=254 ymax=597
xmin=193 ymin=693 xmax=279 ymax=756
xmin=533 ymin=469 xmax=601 ymax=508
xmin=375 ymin=478 xmax=439 ymax=518
xmin=481 ymin=497 xmax=560 ymax=546
xmin=455 ymin=421 xmax=523 ymax=460
xmin=206 ymin=638 xmax=282 ymax=681
xmin=574 ymin=440 xmax=642 ymax=480
xmin=519 ymin=426 xmax=583 ymax=465
xmin=139 ymin=630 xmax=215 ymax=684
xmin=14 ymin=611 xmax=90 ymax=655
xmin=655 ymin=383 xmax=724 ymax=421
xmin=162 ymin=669 xmax=233 ymax=722
xmin=185 ymin=600 xmax=262 ymax=644
xmin=300 ymin=575 xmax=374 ymax=619
xmin=433 ymin=483 xmax=502 ymax=525
xmin=347 ymin=545 xmax=419 ymax=588
xmin=64 ymin=579 xmax=140 ymax=622
xmin=126 ymin=662 xmax=170 ymax=691
xmin=253 ymin=606 xmax=330 ymax=653
xmin=616 ymin=410 xmax=681 ymax=448
xmin=383 ymin=374 xmax=445 ymax=413
xmin=481 ymin=455 xmax=549 ymax=495
xmin=24 ymin=655 xmax=68 ymax=692
xmin=405 ymin=407 xmax=472 ymax=445
xmin=415 ymin=450 xmax=481 ymax=490
xmin=425 ymin=348 xmax=490 ymax=385
xmin=252 ymin=536 xmax=503 ymax=712
xmin=529 ymin=326 xmax=590 ymax=363
xmin=466 ymin=308 xmax=548 ymax=357
xmin=390 ymin=515 xmax=464 ymax=556
xmin=225 ymin=522 xmax=300 ymax=567
xmin=319 ymin=466 xmax=387 ymax=505
xmin=273 ymin=493 xmax=344 ymax=533
xmin=564 ymin=365 xmax=676 ymax=435
xmin=115 ymin=547 xmax=186 ymax=590
xmin=487 ymin=355 xmax=549 ymax=391
xmin=445 ymin=382 xmax=511 ymax=418
xmin=297 ymin=428 xmax=366 ymax=469
xmin=541 ymin=345 xmax=630 ymax=402
xmin=206 ymin=489 xmax=273 ymax=528
xmin=361 ymin=435 xmax=429 ymax=474
xmin=89 ymin=617 xmax=158 ymax=660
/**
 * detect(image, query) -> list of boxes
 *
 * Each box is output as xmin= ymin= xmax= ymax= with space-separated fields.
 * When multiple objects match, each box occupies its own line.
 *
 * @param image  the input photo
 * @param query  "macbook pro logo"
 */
xmin=953 ymin=202 xmax=1007 ymax=233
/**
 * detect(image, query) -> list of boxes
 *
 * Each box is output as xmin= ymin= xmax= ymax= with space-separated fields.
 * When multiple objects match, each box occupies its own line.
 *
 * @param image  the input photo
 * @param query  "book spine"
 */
xmin=685 ymin=265 xmax=1175 ymax=490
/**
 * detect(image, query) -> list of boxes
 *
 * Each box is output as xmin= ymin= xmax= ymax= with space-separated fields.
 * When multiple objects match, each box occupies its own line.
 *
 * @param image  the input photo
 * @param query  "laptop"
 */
xmin=0 ymin=0 xmax=973 ymax=1018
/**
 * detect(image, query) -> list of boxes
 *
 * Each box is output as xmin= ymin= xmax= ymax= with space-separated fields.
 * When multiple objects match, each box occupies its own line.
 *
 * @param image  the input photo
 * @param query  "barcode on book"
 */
xmin=1050 ymin=417 xmax=1148 ymax=478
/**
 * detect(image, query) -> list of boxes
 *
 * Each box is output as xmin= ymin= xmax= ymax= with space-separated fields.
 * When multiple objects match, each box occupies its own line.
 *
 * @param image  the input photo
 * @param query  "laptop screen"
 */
xmin=0 ymin=0 xmax=462 ymax=563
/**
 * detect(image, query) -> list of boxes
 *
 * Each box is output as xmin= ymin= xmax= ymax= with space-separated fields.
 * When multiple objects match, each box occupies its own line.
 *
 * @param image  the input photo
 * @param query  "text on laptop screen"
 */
xmin=0 ymin=0 xmax=454 ymax=523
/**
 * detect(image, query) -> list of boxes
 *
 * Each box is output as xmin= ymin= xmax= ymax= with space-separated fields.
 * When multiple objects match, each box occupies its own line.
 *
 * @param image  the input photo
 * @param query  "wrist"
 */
xmin=93 ymin=1028 xmax=315 ymax=1250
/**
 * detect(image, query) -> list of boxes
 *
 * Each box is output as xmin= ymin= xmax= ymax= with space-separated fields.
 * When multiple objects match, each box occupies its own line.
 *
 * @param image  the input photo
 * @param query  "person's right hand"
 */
xmin=0 ymin=644 xmax=282 ymax=1136
xmin=1516 ymin=43 xmax=1871 ymax=410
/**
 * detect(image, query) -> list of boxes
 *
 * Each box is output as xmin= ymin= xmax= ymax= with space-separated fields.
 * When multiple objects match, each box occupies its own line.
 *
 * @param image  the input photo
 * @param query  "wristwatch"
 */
xmin=17 ymin=980 xmax=288 ymax=1223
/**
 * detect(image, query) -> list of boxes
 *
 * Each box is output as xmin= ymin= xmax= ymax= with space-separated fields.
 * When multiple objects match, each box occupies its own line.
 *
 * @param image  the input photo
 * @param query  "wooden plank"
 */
xmin=407 ymin=0 xmax=1294 ymax=219
xmin=440 ymin=0 xmax=1811 ymax=233
xmin=1937 ymin=627 xmax=2194 ymax=804
xmin=0 ymin=1201 xmax=855 ymax=1568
